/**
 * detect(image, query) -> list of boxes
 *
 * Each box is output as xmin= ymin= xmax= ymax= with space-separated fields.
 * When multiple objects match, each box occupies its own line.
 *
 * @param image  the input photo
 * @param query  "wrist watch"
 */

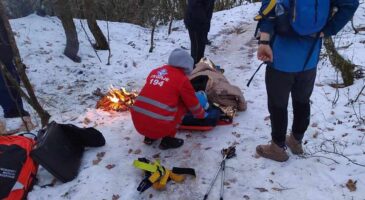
xmin=258 ymin=40 xmax=270 ymax=45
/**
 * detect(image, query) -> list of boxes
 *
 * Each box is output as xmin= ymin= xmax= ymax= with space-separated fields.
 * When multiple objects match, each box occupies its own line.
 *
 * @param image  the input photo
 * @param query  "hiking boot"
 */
xmin=144 ymin=137 xmax=156 ymax=145
xmin=159 ymin=137 xmax=184 ymax=150
xmin=286 ymin=134 xmax=304 ymax=155
xmin=256 ymin=141 xmax=289 ymax=162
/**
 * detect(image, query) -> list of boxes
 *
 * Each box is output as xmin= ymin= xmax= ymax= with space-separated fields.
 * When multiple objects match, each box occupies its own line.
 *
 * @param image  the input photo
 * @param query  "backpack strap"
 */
xmin=254 ymin=0 xmax=277 ymax=21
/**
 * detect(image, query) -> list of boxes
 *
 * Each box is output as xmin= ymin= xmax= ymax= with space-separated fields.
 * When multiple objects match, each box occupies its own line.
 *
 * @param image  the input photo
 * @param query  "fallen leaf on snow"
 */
xmin=313 ymin=131 xmax=319 ymax=138
xmin=264 ymin=116 xmax=270 ymax=121
xmin=134 ymin=149 xmax=142 ymax=154
xmin=83 ymin=117 xmax=91 ymax=125
xmin=346 ymin=179 xmax=357 ymax=192
xmin=311 ymin=123 xmax=318 ymax=127
xmin=92 ymin=152 xmax=106 ymax=165
xmin=93 ymin=158 xmax=101 ymax=165
xmin=106 ymin=164 xmax=116 ymax=170
xmin=97 ymin=152 xmax=105 ymax=158
xmin=272 ymin=187 xmax=291 ymax=192
xmin=112 ymin=194 xmax=120 ymax=200
xmin=342 ymin=133 xmax=349 ymax=137
xmin=152 ymin=153 xmax=160 ymax=159
xmin=255 ymin=187 xmax=268 ymax=192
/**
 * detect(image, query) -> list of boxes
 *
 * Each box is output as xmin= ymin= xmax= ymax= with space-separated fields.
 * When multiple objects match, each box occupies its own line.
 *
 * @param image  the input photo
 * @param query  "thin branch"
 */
xmin=320 ymin=140 xmax=365 ymax=167
xmin=106 ymin=15 xmax=111 ymax=65
xmin=300 ymin=154 xmax=340 ymax=165
xmin=79 ymin=19 xmax=102 ymax=63
xmin=350 ymin=18 xmax=359 ymax=34
xmin=354 ymin=84 xmax=365 ymax=102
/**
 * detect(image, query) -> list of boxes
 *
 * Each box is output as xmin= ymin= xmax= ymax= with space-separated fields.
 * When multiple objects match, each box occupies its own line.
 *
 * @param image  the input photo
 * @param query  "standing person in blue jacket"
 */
xmin=184 ymin=0 xmax=215 ymax=64
xmin=255 ymin=0 xmax=359 ymax=162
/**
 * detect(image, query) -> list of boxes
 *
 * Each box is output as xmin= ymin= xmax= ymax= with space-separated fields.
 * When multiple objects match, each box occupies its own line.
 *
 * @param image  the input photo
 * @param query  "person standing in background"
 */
xmin=184 ymin=0 xmax=215 ymax=64
xmin=206 ymin=0 xmax=215 ymax=45
xmin=0 ymin=18 xmax=34 ymax=133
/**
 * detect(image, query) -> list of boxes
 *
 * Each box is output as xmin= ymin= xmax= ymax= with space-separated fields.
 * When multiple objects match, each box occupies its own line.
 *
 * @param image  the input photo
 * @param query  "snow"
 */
xmin=3 ymin=1 xmax=365 ymax=199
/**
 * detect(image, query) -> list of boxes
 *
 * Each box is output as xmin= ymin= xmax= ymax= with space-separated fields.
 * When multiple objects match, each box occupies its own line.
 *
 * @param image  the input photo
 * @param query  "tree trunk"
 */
xmin=324 ymin=37 xmax=355 ymax=86
xmin=168 ymin=15 xmax=173 ymax=35
xmin=83 ymin=0 xmax=109 ymax=50
xmin=0 ymin=1 xmax=50 ymax=127
xmin=149 ymin=21 xmax=156 ymax=53
xmin=54 ymin=0 xmax=81 ymax=63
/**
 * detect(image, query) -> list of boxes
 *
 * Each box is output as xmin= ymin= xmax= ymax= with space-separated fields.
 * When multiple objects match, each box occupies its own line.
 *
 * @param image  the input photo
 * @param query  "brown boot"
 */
xmin=256 ymin=142 xmax=289 ymax=162
xmin=286 ymin=134 xmax=304 ymax=155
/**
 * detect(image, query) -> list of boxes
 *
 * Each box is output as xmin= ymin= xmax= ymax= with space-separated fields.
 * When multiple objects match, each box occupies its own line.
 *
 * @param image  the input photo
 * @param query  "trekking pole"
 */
xmin=219 ymin=159 xmax=226 ymax=200
xmin=246 ymin=62 xmax=267 ymax=87
xmin=203 ymin=155 xmax=226 ymax=200
xmin=203 ymin=146 xmax=236 ymax=200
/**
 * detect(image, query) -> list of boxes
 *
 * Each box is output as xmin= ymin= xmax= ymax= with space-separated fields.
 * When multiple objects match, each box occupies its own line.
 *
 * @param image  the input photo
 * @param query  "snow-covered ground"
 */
xmin=4 ymin=2 xmax=365 ymax=200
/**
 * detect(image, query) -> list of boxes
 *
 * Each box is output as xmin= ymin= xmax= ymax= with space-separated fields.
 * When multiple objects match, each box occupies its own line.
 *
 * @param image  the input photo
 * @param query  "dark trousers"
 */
xmin=265 ymin=66 xmax=316 ymax=147
xmin=0 ymin=61 xmax=28 ymax=118
xmin=188 ymin=29 xmax=208 ymax=64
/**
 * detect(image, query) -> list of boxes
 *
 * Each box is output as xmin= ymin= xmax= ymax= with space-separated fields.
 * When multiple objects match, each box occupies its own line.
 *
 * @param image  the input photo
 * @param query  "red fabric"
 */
xmin=1 ymin=136 xmax=38 ymax=200
xmin=131 ymin=65 xmax=205 ymax=139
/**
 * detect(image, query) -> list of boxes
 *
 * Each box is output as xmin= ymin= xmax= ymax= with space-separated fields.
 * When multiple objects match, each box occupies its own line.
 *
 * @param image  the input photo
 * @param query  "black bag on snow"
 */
xmin=30 ymin=121 xmax=105 ymax=183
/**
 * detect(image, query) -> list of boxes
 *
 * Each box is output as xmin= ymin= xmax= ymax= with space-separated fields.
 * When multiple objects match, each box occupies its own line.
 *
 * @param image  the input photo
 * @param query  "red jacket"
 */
xmin=131 ymin=65 xmax=205 ymax=139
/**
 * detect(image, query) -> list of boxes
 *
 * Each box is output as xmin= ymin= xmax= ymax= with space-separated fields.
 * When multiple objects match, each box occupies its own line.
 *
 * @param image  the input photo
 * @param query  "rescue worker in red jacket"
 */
xmin=131 ymin=48 xmax=206 ymax=150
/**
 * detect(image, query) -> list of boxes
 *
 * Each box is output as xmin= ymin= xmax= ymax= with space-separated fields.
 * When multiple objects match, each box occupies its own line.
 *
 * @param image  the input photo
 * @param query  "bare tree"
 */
xmin=324 ymin=37 xmax=356 ymax=86
xmin=53 ymin=0 xmax=81 ymax=63
xmin=0 ymin=0 xmax=50 ymax=127
xmin=82 ymin=0 xmax=109 ymax=50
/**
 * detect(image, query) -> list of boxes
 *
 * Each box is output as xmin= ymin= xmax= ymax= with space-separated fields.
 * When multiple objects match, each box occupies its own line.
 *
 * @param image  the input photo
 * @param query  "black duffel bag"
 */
xmin=31 ymin=121 xmax=105 ymax=183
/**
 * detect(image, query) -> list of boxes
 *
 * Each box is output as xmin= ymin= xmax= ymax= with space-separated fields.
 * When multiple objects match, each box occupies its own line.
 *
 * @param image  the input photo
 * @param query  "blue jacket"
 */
xmin=259 ymin=0 xmax=359 ymax=72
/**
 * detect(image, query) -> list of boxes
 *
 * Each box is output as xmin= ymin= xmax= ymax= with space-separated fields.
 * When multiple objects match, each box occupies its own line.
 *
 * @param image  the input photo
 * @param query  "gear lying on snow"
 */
xmin=203 ymin=145 xmax=237 ymax=200
xmin=133 ymin=158 xmax=196 ymax=193
xmin=31 ymin=121 xmax=106 ymax=183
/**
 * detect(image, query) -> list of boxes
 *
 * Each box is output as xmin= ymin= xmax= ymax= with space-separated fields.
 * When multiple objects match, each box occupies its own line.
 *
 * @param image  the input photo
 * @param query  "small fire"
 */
xmin=96 ymin=86 xmax=138 ymax=112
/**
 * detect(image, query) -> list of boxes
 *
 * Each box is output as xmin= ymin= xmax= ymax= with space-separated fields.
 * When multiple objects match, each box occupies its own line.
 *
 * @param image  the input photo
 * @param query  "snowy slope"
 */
xmin=5 ymin=1 xmax=365 ymax=200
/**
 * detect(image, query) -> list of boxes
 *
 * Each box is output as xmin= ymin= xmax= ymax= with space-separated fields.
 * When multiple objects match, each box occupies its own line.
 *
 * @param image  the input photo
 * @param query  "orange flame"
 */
xmin=96 ymin=86 xmax=138 ymax=112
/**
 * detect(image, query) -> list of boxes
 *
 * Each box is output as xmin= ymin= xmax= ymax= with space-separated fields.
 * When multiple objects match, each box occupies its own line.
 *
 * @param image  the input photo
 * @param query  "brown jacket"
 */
xmin=190 ymin=62 xmax=247 ymax=111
